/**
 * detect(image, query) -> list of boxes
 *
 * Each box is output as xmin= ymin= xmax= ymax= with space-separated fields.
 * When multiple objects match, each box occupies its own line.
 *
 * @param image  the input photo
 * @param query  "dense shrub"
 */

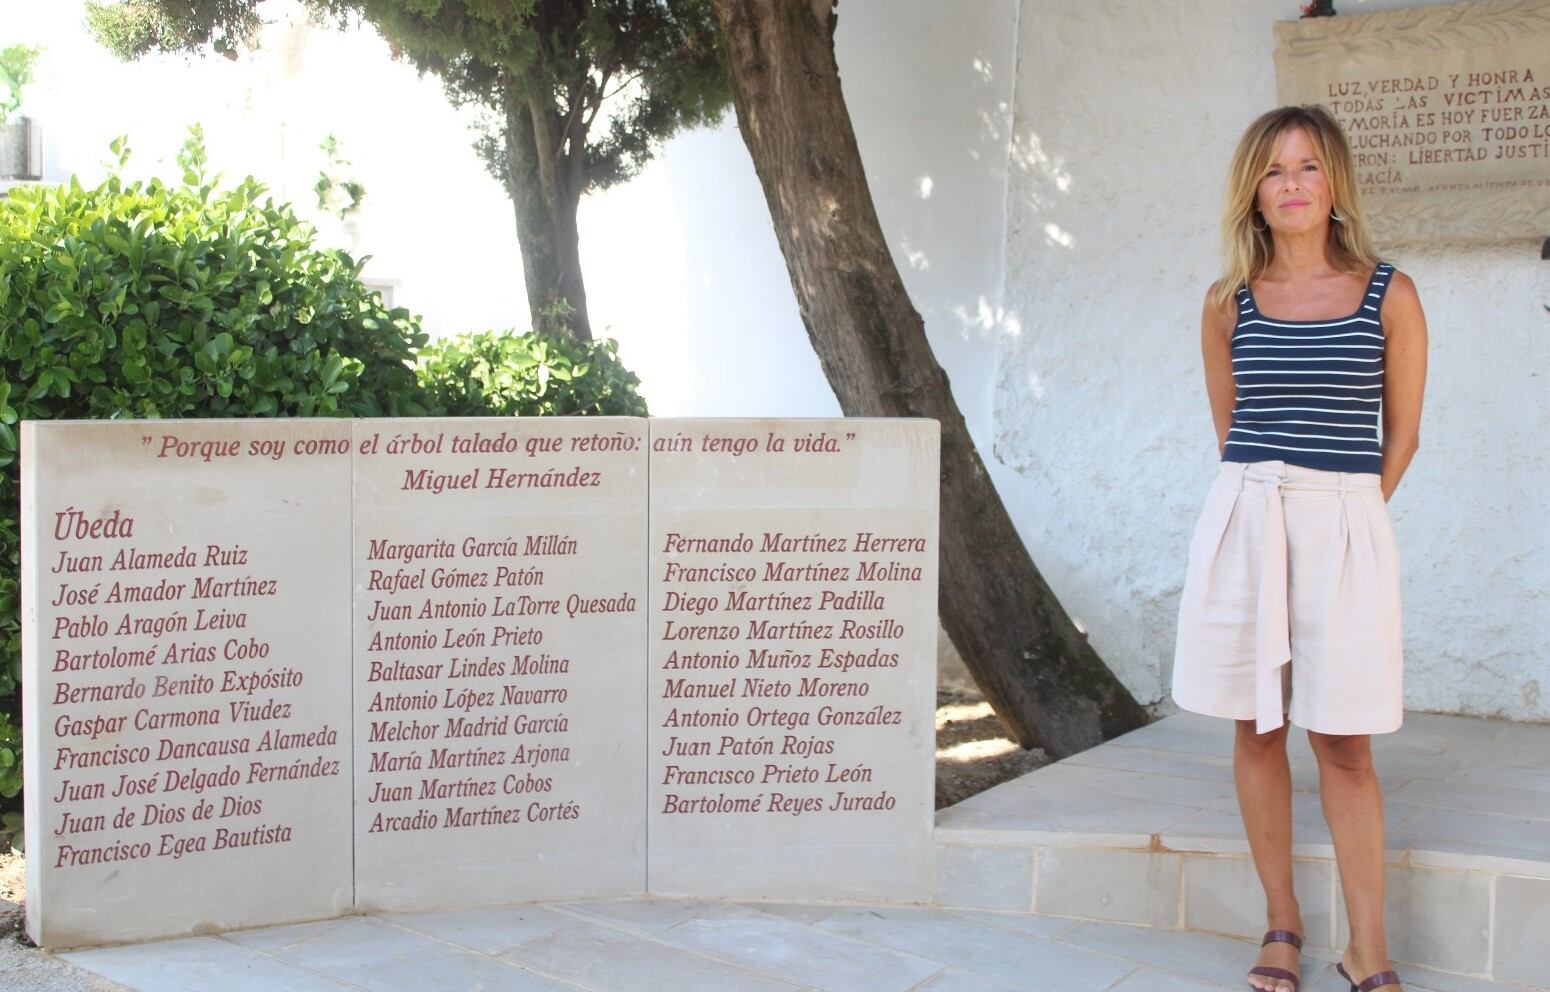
xmin=417 ymin=329 xmax=648 ymax=419
xmin=0 ymin=137 xmax=646 ymax=849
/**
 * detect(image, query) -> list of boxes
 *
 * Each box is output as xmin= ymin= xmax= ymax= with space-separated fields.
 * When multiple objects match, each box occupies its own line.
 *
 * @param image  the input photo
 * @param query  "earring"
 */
xmin=1330 ymin=206 xmax=1345 ymax=224
xmin=1251 ymin=211 xmax=1268 ymax=233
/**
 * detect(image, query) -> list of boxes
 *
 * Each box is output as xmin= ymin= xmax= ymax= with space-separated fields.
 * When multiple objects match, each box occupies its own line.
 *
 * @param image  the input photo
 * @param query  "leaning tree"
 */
xmin=87 ymin=0 xmax=732 ymax=341
xmin=707 ymin=0 xmax=1148 ymax=755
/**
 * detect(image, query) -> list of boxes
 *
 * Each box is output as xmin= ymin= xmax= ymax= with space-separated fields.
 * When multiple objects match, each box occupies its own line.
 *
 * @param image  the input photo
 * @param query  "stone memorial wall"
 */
xmin=21 ymin=416 xmax=938 ymax=949
xmin=1274 ymin=0 xmax=1550 ymax=243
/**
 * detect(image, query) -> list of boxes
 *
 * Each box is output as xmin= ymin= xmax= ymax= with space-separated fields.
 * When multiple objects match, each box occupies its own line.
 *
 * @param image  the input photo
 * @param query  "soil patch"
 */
xmin=935 ymin=686 xmax=1049 ymax=808
xmin=2 ymin=851 xmax=24 ymax=941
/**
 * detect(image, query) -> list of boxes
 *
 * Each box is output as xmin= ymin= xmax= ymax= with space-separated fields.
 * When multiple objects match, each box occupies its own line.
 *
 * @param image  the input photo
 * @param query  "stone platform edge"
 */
xmin=932 ymin=824 xmax=1550 ymax=989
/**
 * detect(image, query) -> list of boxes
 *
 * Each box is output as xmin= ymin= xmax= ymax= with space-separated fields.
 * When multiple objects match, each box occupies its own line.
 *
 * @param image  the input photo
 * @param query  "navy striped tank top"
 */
xmin=1222 ymin=261 xmax=1393 ymax=475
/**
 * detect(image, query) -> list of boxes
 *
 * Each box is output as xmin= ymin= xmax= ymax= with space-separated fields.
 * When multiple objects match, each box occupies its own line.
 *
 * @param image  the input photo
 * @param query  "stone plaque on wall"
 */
xmin=1274 ymin=0 xmax=1550 ymax=243
xmin=646 ymin=418 xmax=939 ymax=903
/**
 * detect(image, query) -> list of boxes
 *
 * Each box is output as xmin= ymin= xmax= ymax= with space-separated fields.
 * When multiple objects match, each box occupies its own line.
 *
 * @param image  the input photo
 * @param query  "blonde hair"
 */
xmin=1212 ymin=105 xmax=1380 ymax=310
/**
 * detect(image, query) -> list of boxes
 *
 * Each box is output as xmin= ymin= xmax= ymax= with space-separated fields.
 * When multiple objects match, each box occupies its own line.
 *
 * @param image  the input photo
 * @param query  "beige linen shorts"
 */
xmin=1171 ymin=459 xmax=1404 ymax=735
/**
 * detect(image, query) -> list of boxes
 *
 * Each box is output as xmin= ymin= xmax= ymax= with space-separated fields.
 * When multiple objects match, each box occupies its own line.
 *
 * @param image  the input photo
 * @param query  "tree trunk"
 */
xmin=501 ymin=91 xmax=593 ymax=341
xmin=708 ymin=0 xmax=1148 ymax=756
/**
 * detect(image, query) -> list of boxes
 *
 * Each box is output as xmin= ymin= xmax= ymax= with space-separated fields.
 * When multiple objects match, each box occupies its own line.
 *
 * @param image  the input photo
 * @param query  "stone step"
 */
xmin=932 ymin=710 xmax=1550 ymax=989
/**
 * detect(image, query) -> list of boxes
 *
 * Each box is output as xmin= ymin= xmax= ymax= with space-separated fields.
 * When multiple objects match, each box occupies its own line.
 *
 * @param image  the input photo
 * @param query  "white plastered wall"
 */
xmin=994 ymin=0 xmax=1550 ymax=720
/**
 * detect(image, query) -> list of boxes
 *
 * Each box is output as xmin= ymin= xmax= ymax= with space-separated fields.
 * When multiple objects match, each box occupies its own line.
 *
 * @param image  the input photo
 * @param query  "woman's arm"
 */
xmin=1200 ymin=281 xmax=1239 ymax=456
xmin=1380 ymin=271 xmax=1428 ymax=502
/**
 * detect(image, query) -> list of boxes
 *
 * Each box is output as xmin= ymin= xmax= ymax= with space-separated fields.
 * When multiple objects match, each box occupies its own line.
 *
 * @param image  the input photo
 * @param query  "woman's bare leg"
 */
xmin=1235 ymin=719 xmax=1304 ymax=991
xmin=1309 ymin=730 xmax=1400 ymax=990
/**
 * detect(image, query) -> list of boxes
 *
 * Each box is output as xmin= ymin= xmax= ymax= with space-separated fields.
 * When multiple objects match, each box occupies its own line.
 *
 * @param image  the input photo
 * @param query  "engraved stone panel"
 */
xmin=351 ymin=418 xmax=648 ymax=911
xmin=22 ymin=420 xmax=354 ymax=948
xmin=1274 ymin=0 xmax=1550 ymax=243
xmin=646 ymin=418 xmax=939 ymax=902
xmin=24 ymin=415 xmax=939 ymax=947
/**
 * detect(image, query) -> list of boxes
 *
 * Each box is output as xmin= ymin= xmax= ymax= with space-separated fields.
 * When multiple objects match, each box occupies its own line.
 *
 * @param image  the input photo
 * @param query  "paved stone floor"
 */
xmin=55 ymin=896 xmax=1532 ymax=991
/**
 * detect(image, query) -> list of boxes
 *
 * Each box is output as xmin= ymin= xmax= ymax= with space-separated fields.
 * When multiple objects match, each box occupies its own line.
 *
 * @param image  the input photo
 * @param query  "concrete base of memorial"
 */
xmin=935 ymin=709 xmax=1550 ymax=990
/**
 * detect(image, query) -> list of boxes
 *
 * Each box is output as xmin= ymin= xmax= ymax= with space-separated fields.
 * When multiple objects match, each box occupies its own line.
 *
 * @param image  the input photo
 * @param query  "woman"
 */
xmin=1171 ymin=104 xmax=1427 ymax=992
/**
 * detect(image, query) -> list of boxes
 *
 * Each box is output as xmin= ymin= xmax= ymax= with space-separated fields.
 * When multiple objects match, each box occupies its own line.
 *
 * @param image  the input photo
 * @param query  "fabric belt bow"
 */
xmin=1253 ymin=474 xmax=1292 ymax=735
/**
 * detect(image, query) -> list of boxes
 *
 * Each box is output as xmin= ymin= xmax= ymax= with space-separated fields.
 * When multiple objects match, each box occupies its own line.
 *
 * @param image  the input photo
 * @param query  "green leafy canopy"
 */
xmin=0 ymin=44 xmax=45 ymax=124
xmin=86 ymin=1 xmax=732 ymax=195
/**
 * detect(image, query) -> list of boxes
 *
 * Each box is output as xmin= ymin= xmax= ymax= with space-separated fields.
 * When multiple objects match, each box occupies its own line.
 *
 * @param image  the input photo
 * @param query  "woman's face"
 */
xmin=1255 ymin=125 xmax=1332 ymax=235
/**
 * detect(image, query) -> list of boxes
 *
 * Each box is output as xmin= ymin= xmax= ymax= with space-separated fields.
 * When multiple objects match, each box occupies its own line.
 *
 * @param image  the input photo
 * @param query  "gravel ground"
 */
xmin=0 ymin=932 xmax=129 ymax=992
xmin=1 ymin=689 xmax=1043 ymax=989
xmin=2 ymin=857 xmax=126 ymax=991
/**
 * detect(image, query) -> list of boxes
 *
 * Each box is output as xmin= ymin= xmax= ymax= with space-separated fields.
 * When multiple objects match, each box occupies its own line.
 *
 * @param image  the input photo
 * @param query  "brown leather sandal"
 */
xmin=1248 ymin=929 xmax=1303 ymax=991
xmin=1336 ymin=961 xmax=1403 ymax=991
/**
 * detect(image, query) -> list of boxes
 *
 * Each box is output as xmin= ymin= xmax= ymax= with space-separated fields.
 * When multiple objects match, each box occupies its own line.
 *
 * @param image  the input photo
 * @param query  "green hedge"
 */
xmin=418 ymin=329 xmax=648 ymax=418
xmin=0 ymin=140 xmax=646 ymax=849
